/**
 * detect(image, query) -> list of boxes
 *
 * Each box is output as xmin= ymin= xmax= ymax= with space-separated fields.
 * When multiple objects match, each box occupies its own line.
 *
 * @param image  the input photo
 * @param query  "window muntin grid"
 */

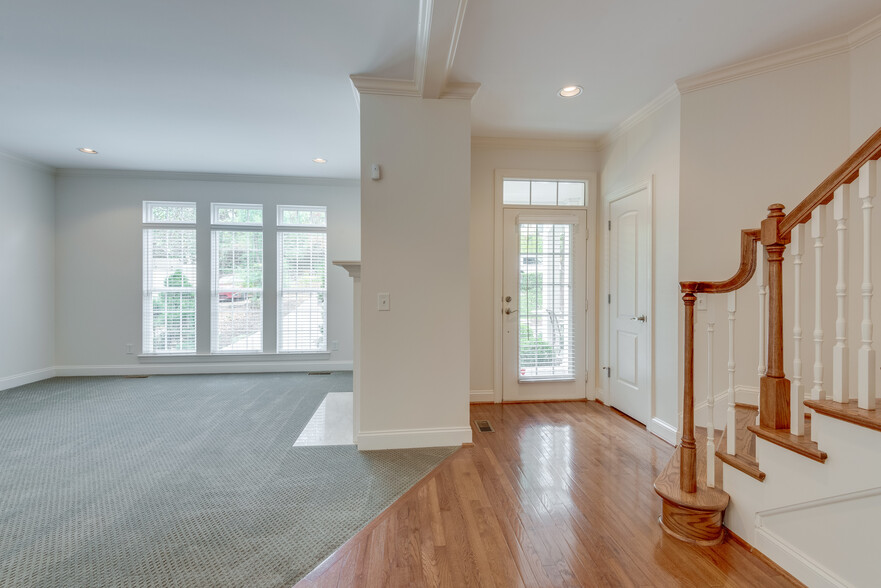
xmin=518 ymin=223 xmax=575 ymax=380
xmin=503 ymin=180 xmax=586 ymax=207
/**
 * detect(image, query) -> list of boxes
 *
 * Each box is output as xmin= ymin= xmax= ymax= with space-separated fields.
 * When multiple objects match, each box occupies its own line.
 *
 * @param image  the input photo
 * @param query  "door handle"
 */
xmin=505 ymin=308 xmax=518 ymax=315
xmin=631 ymin=314 xmax=647 ymax=323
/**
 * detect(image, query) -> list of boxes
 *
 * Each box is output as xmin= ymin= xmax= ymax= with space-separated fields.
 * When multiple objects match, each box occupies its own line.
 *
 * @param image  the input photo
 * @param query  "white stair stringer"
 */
xmin=721 ymin=412 xmax=881 ymax=587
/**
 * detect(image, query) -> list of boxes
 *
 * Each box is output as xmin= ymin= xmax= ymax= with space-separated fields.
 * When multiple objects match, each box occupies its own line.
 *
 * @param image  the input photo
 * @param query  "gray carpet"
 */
xmin=0 ymin=373 xmax=457 ymax=587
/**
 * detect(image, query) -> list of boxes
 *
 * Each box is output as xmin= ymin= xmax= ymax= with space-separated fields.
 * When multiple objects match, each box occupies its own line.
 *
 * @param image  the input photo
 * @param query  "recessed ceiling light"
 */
xmin=558 ymin=85 xmax=583 ymax=98
xmin=78 ymin=147 xmax=98 ymax=154
xmin=312 ymin=158 xmax=327 ymax=164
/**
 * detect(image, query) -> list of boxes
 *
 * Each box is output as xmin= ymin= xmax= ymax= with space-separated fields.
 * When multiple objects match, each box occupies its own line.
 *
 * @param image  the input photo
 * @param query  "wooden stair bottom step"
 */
xmin=654 ymin=428 xmax=729 ymax=546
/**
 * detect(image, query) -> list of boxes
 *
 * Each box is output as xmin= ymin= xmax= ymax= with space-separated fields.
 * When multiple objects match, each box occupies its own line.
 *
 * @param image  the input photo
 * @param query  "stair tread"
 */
xmin=715 ymin=406 xmax=766 ymax=481
xmin=748 ymin=419 xmax=827 ymax=463
xmin=805 ymin=399 xmax=881 ymax=433
xmin=654 ymin=427 xmax=729 ymax=512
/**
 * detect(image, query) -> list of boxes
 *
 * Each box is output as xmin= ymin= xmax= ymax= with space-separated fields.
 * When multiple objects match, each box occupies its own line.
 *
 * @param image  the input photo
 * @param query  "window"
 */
xmin=211 ymin=204 xmax=263 ymax=353
xmin=503 ymin=179 xmax=586 ymax=206
xmin=143 ymin=202 xmax=197 ymax=354
xmin=278 ymin=206 xmax=327 ymax=352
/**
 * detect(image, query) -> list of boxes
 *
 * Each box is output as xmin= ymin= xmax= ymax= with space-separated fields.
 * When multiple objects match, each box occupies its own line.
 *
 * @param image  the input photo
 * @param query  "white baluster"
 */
xmin=811 ymin=207 xmax=827 ymax=441
xmin=791 ymin=224 xmax=805 ymax=436
xmin=858 ymin=161 xmax=877 ymax=410
xmin=833 ymin=185 xmax=850 ymax=403
xmin=726 ymin=292 xmax=737 ymax=455
xmin=707 ymin=319 xmax=716 ymax=488
xmin=757 ymin=244 xmax=767 ymax=426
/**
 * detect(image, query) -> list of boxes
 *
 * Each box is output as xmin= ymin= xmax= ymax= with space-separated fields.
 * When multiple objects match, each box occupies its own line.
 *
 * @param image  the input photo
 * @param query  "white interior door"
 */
xmin=502 ymin=209 xmax=586 ymax=401
xmin=609 ymin=189 xmax=651 ymax=424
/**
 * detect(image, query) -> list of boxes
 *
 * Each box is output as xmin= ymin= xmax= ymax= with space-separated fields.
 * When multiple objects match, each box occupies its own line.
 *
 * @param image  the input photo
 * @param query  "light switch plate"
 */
xmin=696 ymin=293 xmax=708 ymax=311
xmin=377 ymin=292 xmax=390 ymax=311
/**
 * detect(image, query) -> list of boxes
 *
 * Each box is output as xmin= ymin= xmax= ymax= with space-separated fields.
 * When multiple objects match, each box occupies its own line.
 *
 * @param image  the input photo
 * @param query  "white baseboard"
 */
xmin=470 ymin=389 xmax=495 ymax=403
xmin=753 ymin=526 xmax=849 ymax=588
xmin=649 ymin=417 xmax=678 ymax=445
xmin=357 ymin=426 xmax=472 ymax=450
xmin=55 ymin=361 xmax=353 ymax=377
xmin=0 ymin=367 xmax=56 ymax=391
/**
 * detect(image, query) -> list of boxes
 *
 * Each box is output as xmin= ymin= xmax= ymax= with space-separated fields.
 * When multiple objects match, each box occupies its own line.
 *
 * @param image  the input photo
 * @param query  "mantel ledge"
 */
xmin=333 ymin=260 xmax=361 ymax=279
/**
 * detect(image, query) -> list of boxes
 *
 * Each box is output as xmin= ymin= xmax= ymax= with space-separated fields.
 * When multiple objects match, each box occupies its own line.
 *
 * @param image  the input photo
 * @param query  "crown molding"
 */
xmin=352 ymin=0 xmax=474 ymax=102
xmin=447 ymin=0 xmax=469 ymax=78
xmin=0 ymin=149 xmax=54 ymax=173
xmin=849 ymin=12 xmax=881 ymax=50
xmin=471 ymin=136 xmax=600 ymax=152
xmin=440 ymin=81 xmax=481 ymax=100
xmin=54 ymin=168 xmax=360 ymax=187
xmin=676 ymin=34 xmax=850 ymax=94
xmin=414 ymin=0 xmax=433 ymax=95
xmin=599 ymin=84 xmax=680 ymax=151
xmin=349 ymin=75 xmax=421 ymax=98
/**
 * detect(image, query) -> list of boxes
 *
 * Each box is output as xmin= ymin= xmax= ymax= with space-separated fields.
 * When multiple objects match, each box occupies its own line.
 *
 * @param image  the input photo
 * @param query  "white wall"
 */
xmin=679 ymin=54 xmax=852 ymax=417
xmin=54 ymin=171 xmax=359 ymax=374
xmin=359 ymin=94 xmax=472 ymax=449
xmin=470 ymin=141 xmax=600 ymax=402
xmin=0 ymin=154 xmax=56 ymax=390
xmin=849 ymin=33 xmax=881 ymax=149
xmin=600 ymin=96 xmax=682 ymax=443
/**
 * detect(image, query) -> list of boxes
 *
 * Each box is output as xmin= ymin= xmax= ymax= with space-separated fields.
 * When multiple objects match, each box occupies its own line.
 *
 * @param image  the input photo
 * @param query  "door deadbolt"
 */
xmin=505 ymin=296 xmax=512 ymax=302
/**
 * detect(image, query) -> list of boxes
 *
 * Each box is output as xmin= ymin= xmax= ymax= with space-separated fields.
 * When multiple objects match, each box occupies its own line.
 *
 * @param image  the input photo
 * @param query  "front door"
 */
xmin=609 ymin=188 xmax=651 ymax=424
xmin=502 ymin=209 xmax=587 ymax=401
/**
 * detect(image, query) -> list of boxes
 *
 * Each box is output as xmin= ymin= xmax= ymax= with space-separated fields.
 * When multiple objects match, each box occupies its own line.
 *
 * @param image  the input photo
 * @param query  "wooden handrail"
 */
xmin=780 ymin=126 xmax=881 ymax=235
xmin=680 ymin=229 xmax=761 ymax=295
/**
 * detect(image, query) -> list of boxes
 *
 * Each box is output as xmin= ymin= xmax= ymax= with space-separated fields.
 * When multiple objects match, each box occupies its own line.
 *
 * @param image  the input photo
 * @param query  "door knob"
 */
xmin=631 ymin=314 xmax=647 ymax=322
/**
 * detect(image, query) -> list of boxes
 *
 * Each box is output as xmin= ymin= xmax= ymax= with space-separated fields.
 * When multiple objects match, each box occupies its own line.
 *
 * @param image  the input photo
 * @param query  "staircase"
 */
xmin=655 ymin=126 xmax=881 ymax=587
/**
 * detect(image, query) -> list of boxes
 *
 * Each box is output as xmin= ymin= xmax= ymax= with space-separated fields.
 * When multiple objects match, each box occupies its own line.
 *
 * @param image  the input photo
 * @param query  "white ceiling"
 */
xmin=453 ymin=0 xmax=881 ymax=140
xmin=2 ymin=0 xmax=880 ymax=178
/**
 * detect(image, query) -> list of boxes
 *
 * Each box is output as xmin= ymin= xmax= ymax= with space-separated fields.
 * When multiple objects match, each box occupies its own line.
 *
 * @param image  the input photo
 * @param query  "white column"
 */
xmin=726 ymin=291 xmax=737 ymax=455
xmin=811 ymin=207 xmax=827 ymax=441
xmin=334 ymin=261 xmax=362 ymax=442
xmin=858 ymin=161 xmax=877 ymax=410
xmin=832 ymin=185 xmax=850 ymax=403
xmin=706 ymin=319 xmax=716 ymax=488
xmin=791 ymin=225 xmax=805 ymax=436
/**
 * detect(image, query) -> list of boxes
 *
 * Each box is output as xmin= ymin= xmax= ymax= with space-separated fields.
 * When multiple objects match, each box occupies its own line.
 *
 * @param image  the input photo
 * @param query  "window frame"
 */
xmin=210 ymin=204 xmax=265 ymax=354
xmin=277 ymin=205 xmax=328 ymax=354
xmin=142 ymin=201 xmax=198 ymax=355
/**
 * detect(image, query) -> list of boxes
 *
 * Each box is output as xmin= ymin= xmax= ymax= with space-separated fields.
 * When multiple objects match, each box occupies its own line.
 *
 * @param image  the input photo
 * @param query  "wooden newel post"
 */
xmin=680 ymin=284 xmax=698 ymax=493
xmin=761 ymin=204 xmax=792 ymax=429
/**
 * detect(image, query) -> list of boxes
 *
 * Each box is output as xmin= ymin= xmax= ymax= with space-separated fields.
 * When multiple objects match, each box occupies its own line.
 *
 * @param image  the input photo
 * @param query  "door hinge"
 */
xmin=608 ymin=294 xmax=611 ymax=304
xmin=608 ymin=220 xmax=611 ymax=231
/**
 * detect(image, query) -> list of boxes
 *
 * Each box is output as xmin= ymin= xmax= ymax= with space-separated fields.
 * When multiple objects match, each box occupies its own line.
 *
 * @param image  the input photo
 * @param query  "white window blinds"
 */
xmin=142 ymin=202 xmax=197 ymax=354
xmin=211 ymin=205 xmax=264 ymax=353
xmin=518 ymin=222 xmax=575 ymax=380
xmin=278 ymin=206 xmax=327 ymax=352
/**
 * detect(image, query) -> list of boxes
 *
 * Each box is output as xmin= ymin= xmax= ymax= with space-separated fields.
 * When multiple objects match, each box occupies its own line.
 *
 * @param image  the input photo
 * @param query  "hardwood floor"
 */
xmin=296 ymin=401 xmax=801 ymax=587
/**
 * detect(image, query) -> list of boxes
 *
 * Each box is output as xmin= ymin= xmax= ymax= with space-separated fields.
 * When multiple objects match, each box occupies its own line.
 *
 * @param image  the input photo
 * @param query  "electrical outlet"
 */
xmin=377 ymin=292 xmax=390 ymax=311
xmin=696 ymin=293 xmax=708 ymax=311
xmin=125 ymin=343 xmax=134 ymax=355
xmin=331 ymin=340 xmax=339 ymax=351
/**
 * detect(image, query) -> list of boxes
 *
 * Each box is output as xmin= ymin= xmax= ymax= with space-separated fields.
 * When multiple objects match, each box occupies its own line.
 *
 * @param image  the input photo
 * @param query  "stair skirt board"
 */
xmin=752 ymin=488 xmax=881 ymax=588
